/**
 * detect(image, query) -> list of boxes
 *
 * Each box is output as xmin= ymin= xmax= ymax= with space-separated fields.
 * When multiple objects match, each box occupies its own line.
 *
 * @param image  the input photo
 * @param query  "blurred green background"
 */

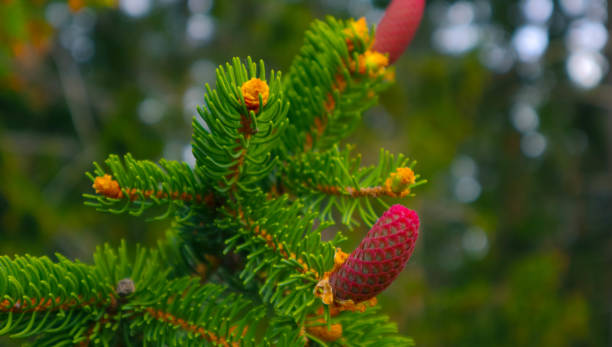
xmin=0 ymin=0 xmax=610 ymax=346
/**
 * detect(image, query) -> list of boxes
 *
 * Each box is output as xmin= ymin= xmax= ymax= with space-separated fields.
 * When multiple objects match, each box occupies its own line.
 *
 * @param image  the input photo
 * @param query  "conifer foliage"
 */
xmin=1 ymin=1 xmax=426 ymax=345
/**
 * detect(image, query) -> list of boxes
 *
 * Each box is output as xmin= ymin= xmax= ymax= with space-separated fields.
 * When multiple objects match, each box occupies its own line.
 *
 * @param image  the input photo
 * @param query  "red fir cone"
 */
xmin=372 ymin=0 xmax=426 ymax=64
xmin=329 ymin=205 xmax=419 ymax=303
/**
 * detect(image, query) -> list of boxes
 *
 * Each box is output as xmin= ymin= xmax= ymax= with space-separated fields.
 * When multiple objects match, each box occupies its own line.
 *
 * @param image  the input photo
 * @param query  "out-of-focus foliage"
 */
xmin=0 ymin=0 xmax=610 ymax=346
xmin=0 ymin=0 xmax=114 ymax=83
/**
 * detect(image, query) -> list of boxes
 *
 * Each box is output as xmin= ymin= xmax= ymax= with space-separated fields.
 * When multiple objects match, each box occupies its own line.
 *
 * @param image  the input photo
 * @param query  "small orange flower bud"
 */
xmin=240 ymin=78 xmax=269 ymax=111
xmin=363 ymin=50 xmax=389 ymax=76
xmin=344 ymin=17 xmax=369 ymax=40
xmin=306 ymin=318 xmax=343 ymax=342
xmin=384 ymin=167 xmax=416 ymax=197
xmin=333 ymin=248 xmax=348 ymax=270
xmin=351 ymin=50 xmax=389 ymax=77
xmin=343 ymin=17 xmax=370 ymax=51
xmin=92 ymin=174 xmax=123 ymax=199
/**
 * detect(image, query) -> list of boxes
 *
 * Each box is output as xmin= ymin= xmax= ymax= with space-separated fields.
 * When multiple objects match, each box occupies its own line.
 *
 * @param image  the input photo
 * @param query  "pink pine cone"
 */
xmin=329 ymin=205 xmax=419 ymax=303
xmin=372 ymin=0 xmax=426 ymax=64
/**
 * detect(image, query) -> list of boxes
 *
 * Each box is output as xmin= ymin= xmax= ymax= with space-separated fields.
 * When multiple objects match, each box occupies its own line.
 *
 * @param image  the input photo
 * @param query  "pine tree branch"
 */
xmin=159 ymin=218 xmax=225 ymax=281
xmin=263 ymin=316 xmax=306 ymax=346
xmin=0 ymin=253 xmax=115 ymax=343
xmin=0 ymin=242 xmax=270 ymax=346
xmin=192 ymin=57 xmax=289 ymax=194
xmin=218 ymin=191 xmax=345 ymax=323
xmin=333 ymin=305 xmax=414 ymax=346
xmin=281 ymin=145 xmax=425 ymax=226
xmin=134 ymin=280 xmax=264 ymax=346
xmin=143 ymin=307 xmax=240 ymax=346
xmin=283 ymin=17 xmax=394 ymax=153
xmin=18 ymin=9 xmax=426 ymax=346
xmin=84 ymin=153 xmax=215 ymax=219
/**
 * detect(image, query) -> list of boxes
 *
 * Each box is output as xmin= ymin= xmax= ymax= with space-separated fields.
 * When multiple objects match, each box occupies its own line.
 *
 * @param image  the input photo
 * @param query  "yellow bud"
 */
xmin=92 ymin=174 xmax=122 ymax=199
xmin=384 ymin=167 xmax=416 ymax=197
xmin=343 ymin=17 xmax=370 ymax=51
xmin=240 ymin=78 xmax=269 ymax=111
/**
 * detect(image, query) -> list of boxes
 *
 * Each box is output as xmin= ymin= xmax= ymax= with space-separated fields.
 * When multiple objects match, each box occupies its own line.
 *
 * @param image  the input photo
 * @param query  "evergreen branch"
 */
xmin=92 ymin=243 xmax=265 ymax=346
xmin=297 ymin=303 xmax=413 ymax=346
xmin=300 ymin=300 xmax=412 ymax=346
xmin=283 ymin=17 xmax=394 ymax=153
xmin=281 ymin=145 xmax=425 ymax=226
xmin=134 ymin=279 xmax=264 ymax=346
xmin=0 ymin=248 xmax=117 ymax=344
xmin=157 ymin=221 xmax=223 ymax=281
xmin=89 ymin=244 xmax=265 ymax=346
xmin=84 ymin=153 xmax=214 ymax=219
xmin=8 ymin=11 xmax=424 ymax=347
xmin=0 ymin=242 xmax=268 ymax=346
xmin=262 ymin=316 xmax=306 ymax=346
xmin=159 ymin=212 xmax=255 ymax=292
xmin=332 ymin=305 xmax=414 ymax=346
xmin=192 ymin=57 xmax=289 ymax=194
xmin=218 ymin=191 xmax=346 ymax=323
xmin=0 ymin=255 xmax=114 ymax=342
xmin=156 ymin=227 xmax=204 ymax=279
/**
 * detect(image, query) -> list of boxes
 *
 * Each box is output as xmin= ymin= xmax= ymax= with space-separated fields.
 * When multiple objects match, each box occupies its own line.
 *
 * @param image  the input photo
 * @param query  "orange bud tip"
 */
xmin=306 ymin=318 xmax=343 ymax=342
xmin=92 ymin=174 xmax=122 ymax=199
xmin=241 ymin=78 xmax=269 ymax=111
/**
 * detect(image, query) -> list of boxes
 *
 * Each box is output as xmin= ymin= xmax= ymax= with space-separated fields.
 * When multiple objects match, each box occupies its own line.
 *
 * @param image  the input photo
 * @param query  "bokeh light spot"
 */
xmin=119 ymin=0 xmax=152 ymax=18
xmin=183 ymin=86 xmax=202 ymax=121
xmin=138 ymin=98 xmax=165 ymax=125
xmin=190 ymin=59 xmax=216 ymax=83
xmin=512 ymin=25 xmax=549 ymax=62
xmin=566 ymin=19 xmax=608 ymax=52
xmin=187 ymin=14 xmax=215 ymax=43
xmin=462 ymin=227 xmax=489 ymax=259
xmin=188 ymin=0 xmax=214 ymax=13
xmin=71 ymin=36 xmax=95 ymax=62
xmin=454 ymin=176 xmax=482 ymax=203
xmin=521 ymin=0 xmax=554 ymax=23
xmin=452 ymin=155 xmax=478 ymax=178
xmin=447 ymin=1 xmax=475 ymax=25
xmin=45 ymin=3 xmax=70 ymax=28
xmin=566 ymin=50 xmax=607 ymax=89
xmin=560 ymin=0 xmax=587 ymax=16
xmin=433 ymin=25 xmax=480 ymax=55
xmin=510 ymin=102 xmax=539 ymax=133
xmin=521 ymin=131 xmax=547 ymax=158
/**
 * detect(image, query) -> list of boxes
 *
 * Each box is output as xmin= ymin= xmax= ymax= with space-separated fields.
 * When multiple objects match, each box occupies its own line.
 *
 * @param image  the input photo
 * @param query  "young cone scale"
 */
xmin=373 ymin=0 xmax=425 ymax=64
xmin=329 ymin=205 xmax=419 ymax=303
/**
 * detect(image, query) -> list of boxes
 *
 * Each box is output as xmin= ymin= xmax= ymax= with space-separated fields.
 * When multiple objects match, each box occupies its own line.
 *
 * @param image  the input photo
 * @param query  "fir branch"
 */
xmin=0 ymin=250 xmax=115 ymax=344
xmin=6 ymin=9 xmax=426 ymax=346
xmin=0 ymin=242 xmax=269 ymax=346
xmin=134 ymin=279 xmax=264 ymax=346
xmin=332 ymin=305 xmax=414 ymax=347
xmin=84 ymin=153 xmax=214 ymax=219
xmin=90 ymin=244 xmax=268 ymax=346
xmin=283 ymin=17 xmax=394 ymax=153
xmin=299 ymin=303 xmax=413 ymax=347
xmin=218 ymin=191 xmax=345 ymax=323
xmin=262 ymin=316 xmax=306 ymax=346
xmin=281 ymin=145 xmax=425 ymax=226
xmin=192 ymin=57 xmax=289 ymax=194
